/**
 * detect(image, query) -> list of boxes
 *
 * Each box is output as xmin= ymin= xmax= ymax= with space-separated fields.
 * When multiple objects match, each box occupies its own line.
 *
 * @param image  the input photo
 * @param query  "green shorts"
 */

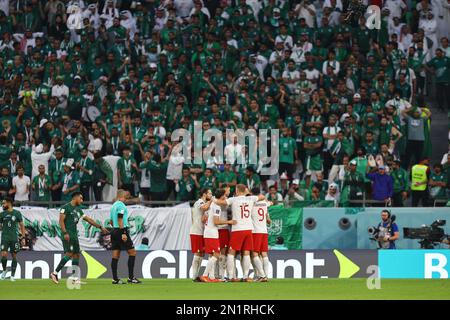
xmin=1 ymin=239 xmax=20 ymax=253
xmin=62 ymin=235 xmax=80 ymax=254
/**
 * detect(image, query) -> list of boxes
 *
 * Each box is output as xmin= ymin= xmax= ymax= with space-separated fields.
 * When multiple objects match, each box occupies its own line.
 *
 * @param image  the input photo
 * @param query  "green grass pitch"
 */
xmin=0 ymin=279 xmax=449 ymax=300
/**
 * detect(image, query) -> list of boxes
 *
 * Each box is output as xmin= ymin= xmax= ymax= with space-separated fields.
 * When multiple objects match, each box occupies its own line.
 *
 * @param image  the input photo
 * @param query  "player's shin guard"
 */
xmin=191 ymin=255 xmax=202 ymax=279
xmin=218 ymin=254 xmax=227 ymax=279
xmin=111 ymin=258 xmax=119 ymax=281
xmin=1 ymin=256 xmax=6 ymax=271
xmin=226 ymin=255 xmax=235 ymax=279
xmin=252 ymin=256 xmax=266 ymax=278
xmin=55 ymin=255 xmax=71 ymax=273
xmin=128 ymin=256 xmax=135 ymax=279
xmin=242 ymin=255 xmax=251 ymax=279
xmin=262 ymin=256 xmax=270 ymax=277
xmin=11 ymin=259 xmax=17 ymax=277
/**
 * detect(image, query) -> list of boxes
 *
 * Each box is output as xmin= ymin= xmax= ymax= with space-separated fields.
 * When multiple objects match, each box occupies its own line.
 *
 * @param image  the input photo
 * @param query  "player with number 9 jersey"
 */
xmin=252 ymin=200 xmax=269 ymax=253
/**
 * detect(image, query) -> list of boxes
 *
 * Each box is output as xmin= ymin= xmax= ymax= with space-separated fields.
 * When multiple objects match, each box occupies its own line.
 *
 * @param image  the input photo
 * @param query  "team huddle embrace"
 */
xmin=190 ymin=184 xmax=271 ymax=283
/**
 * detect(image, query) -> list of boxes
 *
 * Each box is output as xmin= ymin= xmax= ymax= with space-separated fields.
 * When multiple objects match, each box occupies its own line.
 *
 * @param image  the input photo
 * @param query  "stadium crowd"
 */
xmin=0 ymin=0 xmax=449 ymax=207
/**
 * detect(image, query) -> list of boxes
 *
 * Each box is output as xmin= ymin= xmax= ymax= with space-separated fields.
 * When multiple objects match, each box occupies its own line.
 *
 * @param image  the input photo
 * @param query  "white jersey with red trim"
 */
xmin=204 ymin=201 xmax=222 ymax=239
xmin=226 ymin=195 xmax=259 ymax=232
xmin=190 ymin=198 xmax=205 ymax=236
xmin=251 ymin=200 xmax=269 ymax=234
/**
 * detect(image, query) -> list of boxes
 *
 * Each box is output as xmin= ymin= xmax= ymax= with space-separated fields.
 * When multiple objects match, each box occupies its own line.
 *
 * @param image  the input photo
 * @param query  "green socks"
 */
xmin=55 ymin=255 xmax=71 ymax=273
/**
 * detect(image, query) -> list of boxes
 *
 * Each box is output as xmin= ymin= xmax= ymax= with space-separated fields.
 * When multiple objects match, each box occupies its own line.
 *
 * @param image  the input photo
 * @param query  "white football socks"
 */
xmin=226 ymin=254 xmax=235 ymax=279
xmin=219 ymin=254 xmax=227 ymax=279
xmin=191 ymin=255 xmax=202 ymax=279
xmin=262 ymin=256 xmax=270 ymax=278
xmin=242 ymin=255 xmax=251 ymax=279
xmin=206 ymin=256 xmax=218 ymax=279
xmin=252 ymin=256 xmax=266 ymax=278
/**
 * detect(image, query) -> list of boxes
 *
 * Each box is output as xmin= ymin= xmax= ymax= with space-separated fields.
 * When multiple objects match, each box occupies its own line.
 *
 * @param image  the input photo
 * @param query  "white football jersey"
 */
xmin=204 ymin=201 xmax=221 ymax=239
xmin=226 ymin=195 xmax=259 ymax=232
xmin=190 ymin=198 xmax=205 ymax=235
xmin=252 ymin=200 xmax=269 ymax=234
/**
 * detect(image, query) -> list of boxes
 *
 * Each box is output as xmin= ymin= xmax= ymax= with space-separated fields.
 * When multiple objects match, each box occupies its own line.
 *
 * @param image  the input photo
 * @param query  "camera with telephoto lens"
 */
xmin=403 ymin=220 xmax=449 ymax=249
xmin=368 ymin=214 xmax=396 ymax=240
xmin=368 ymin=226 xmax=380 ymax=238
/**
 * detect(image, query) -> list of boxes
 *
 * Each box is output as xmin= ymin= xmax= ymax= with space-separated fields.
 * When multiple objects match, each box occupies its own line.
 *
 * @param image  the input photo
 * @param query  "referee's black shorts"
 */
xmin=110 ymin=228 xmax=135 ymax=251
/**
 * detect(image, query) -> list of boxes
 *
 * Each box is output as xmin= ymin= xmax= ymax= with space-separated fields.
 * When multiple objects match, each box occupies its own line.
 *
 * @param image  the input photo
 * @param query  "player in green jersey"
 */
xmin=50 ymin=192 xmax=108 ymax=284
xmin=0 ymin=197 xmax=26 ymax=281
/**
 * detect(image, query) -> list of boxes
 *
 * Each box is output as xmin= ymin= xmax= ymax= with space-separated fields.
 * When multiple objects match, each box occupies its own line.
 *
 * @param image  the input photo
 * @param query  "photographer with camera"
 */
xmin=376 ymin=210 xmax=399 ymax=249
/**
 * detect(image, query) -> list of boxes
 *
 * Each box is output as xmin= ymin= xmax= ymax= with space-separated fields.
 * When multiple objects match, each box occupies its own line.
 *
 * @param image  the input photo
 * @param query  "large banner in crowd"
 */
xmin=17 ymin=205 xmax=304 ymax=251
xmin=19 ymin=204 xmax=192 ymax=251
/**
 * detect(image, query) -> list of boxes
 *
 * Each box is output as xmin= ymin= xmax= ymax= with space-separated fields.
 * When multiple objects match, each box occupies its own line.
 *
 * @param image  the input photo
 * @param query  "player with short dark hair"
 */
xmin=0 ymin=197 xmax=26 ymax=281
xmin=109 ymin=189 xmax=141 ymax=284
xmin=190 ymin=188 xmax=212 ymax=282
xmin=50 ymin=192 xmax=108 ymax=284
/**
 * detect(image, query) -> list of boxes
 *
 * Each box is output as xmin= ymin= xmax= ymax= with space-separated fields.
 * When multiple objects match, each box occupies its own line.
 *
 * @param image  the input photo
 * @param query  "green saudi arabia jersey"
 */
xmin=427 ymin=56 xmax=450 ymax=83
xmin=110 ymin=200 xmax=129 ymax=228
xmin=304 ymin=135 xmax=322 ymax=155
xmin=60 ymin=171 xmax=81 ymax=202
xmin=279 ymin=136 xmax=296 ymax=164
xmin=60 ymin=202 xmax=84 ymax=236
xmin=78 ymin=156 xmax=94 ymax=183
xmin=32 ymin=174 xmax=51 ymax=201
xmin=0 ymin=209 xmax=22 ymax=241
xmin=147 ymin=160 xmax=168 ymax=193
xmin=118 ymin=157 xmax=136 ymax=185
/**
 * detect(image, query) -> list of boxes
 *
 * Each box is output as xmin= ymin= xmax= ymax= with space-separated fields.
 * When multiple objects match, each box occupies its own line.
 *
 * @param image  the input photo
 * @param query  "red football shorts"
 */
xmin=252 ymin=233 xmax=269 ymax=253
xmin=204 ymin=238 xmax=221 ymax=254
xmin=218 ymin=229 xmax=230 ymax=249
xmin=229 ymin=230 xmax=253 ymax=252
xmin=190 ymin=234 xmax=204 ymax=253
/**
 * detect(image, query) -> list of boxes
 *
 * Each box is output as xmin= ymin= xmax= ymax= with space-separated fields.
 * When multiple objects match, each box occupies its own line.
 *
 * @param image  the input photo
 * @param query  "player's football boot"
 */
xmin=127 ymin=277 xmax=142 ymax=284
xmin=241 ymin=278 xmax=253 ymax=282
xmin=112 ymin=279 xmax=126 ymax=284
xmin=192 ymin=277 xmax=202 ymax=282
xmin=208 ymin=278 xmax=221 ymax=283
xmin=50 ymin=272 xmax=59 ymax=284
xmin=259 ymin=277 xmax=268 ymax=282
xmin=230 ymin=278 xmax=241 ymax=282
xmin=199 ymin=275 xmax=210 ymax=282
xmin=10 ymin=276 xmax=15 ymax=282
xmin=0 ymin=271 xmax=7 ymax=280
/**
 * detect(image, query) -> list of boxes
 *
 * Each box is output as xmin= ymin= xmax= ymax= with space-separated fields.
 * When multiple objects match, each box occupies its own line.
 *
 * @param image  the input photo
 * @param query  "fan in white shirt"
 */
xmin=12 ymin=167 xmax=30 ymax=202
xmin=224 ymin=136 xmax=243 ymax=165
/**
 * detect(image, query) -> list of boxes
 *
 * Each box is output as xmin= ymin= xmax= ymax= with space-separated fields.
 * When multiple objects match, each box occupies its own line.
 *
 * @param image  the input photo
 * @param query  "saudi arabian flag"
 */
xmin=268 ymin=205 xmax=303 ymax=249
